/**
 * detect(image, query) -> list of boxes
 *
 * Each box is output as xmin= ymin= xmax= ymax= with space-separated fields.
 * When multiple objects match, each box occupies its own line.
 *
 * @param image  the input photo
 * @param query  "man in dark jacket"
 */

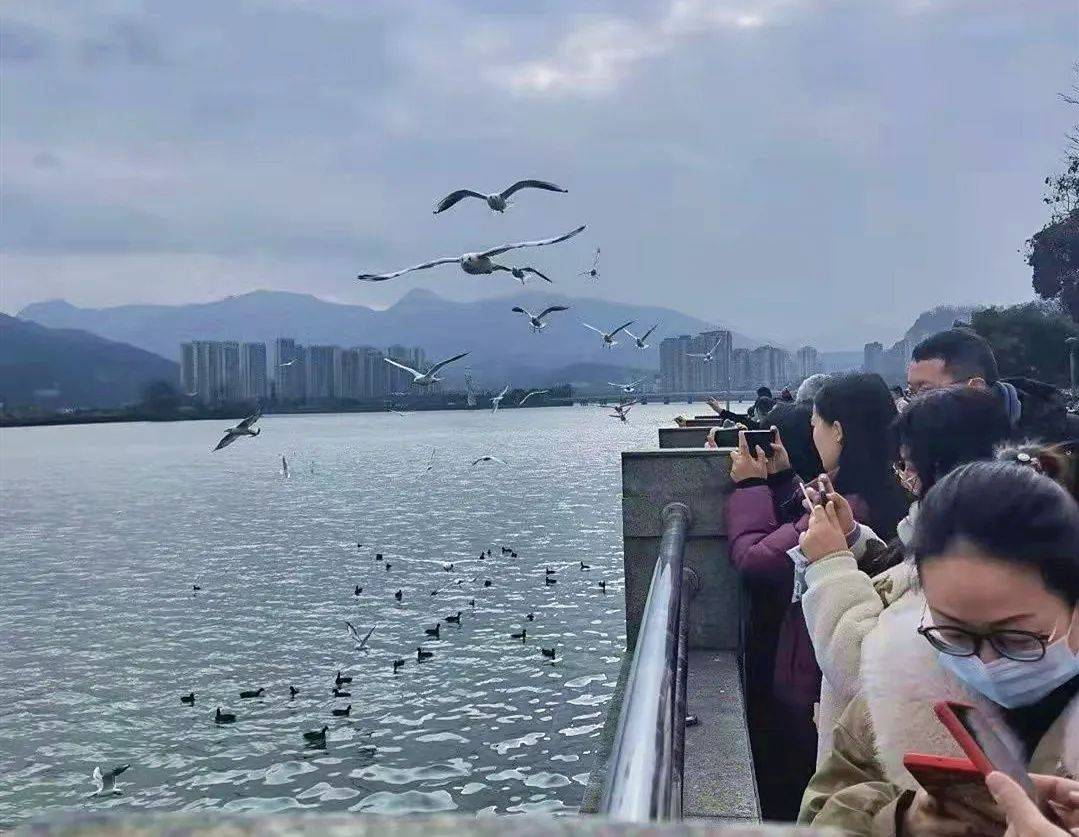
xmin=907 ymin=328 xmax=1079 ymax=443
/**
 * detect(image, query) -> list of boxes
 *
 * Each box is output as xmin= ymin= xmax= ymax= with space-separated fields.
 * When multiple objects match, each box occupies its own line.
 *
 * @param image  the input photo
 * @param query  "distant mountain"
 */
xmin=891 ymin=305 xmax=977 ymax=351
xmin=19 ymin=289 xmax=760 ymax=387
xmin=0 ymin=314 xmax=178 ymax=409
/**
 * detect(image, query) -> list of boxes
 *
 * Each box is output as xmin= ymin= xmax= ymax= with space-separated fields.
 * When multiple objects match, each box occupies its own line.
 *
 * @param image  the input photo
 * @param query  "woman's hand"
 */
xmin=768 ymin=426 xmax=792 ymax=475
xmin=730 ymin=431 xmax=768 ymax=482
xmin=987 ymin=771 xmax=1079 ymax=836
xmin=798 ymin=501 xmax=848 ymax=563
xmin=674 ymin=415 xmax=688 ymax=427
xmin=903 ymin=788 xmax=1000 ymax=837
xmin=705 ymin=427 xmax=718 ymax=449
xmin=706 ymin=396 xmax=724 ymax=416
xmin=818 ymin=474 xmax=856 ymax=536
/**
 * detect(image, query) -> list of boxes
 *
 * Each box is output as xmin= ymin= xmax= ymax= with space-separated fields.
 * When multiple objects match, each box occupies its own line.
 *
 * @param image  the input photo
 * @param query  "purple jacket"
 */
xmin=726 ymin=470 xmax=868 ymax=714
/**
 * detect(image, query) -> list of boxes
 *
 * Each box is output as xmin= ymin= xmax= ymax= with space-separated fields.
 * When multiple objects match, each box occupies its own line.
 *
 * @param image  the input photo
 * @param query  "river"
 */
xmin=0 ymin=403 xmax=712 ymax=826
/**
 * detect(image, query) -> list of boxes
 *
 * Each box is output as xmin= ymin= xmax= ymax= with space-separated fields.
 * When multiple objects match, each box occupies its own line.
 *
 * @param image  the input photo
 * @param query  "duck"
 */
xmin=443 ymin=562 xmax=454 ymax=571
xmin=510 ymin=551 xmax=518 ymax=558
xmin=180 ymin=692 xmax=195 ymax=705
xmin=192 ymin=584 xmax=202 ymax=592
xmin=445 ymin=612 xmax=462 ymax=624
xmin=289 ymin=686 xmax=299 ymax=699
xmin=303 ymin=725 xmax=329 ymax=745
xmin=332 ymin=704 xmax=351 ymax=717
xmin=483 ymin=579 xmax=492 ymax=588
xmin=332 ymin=687 xmax=351 ymax=698
xmin=354 ymin=585 xmax=362 ymax=596
xmin=501 ymin=547 xmax=512 ymax=555
xmin=394 ymin=589 xmax=403 ymax=601
xmin=239 ymin=688 xmax=265 ymax=699
xmin=526 ymin=613 xmax=534 ymax=621
xmin=545 ymin=567 xmax=556 ymax=575
xmin=424 ymin=623 xmax=441 ymax=639
xmin=215 ymin=707 xmax=236 ymax=724
xmin=335 ymin=670 xmax=352 ymax=686
xmin=376 ymin=553 xmax=383 ymax=561
xmin=541 ymin=647 xmax=557 ymax=659
xmin=599 ymin=580 xmax=607 ymax=591
xmin=393 ymin=659 xmax=406 ymax=673
xmin=479 ymin=552 xmax=486 ymax=560
xmin=545 ymin=576 xmax=557 ymax=586
xmin=511 ymin=628 xmax=527 ymax=641
xmin=580 ymin=561 xmax=591 ymax=570
xmin=486 ymin=550 xmax=492 ymax=557
xmin=468 ymin=599 xmax=475 ymax=607
xmin=385 ymin=563 xmax=392 ymax=571
xmin=417 ymin=647 xmax=433 ymax=661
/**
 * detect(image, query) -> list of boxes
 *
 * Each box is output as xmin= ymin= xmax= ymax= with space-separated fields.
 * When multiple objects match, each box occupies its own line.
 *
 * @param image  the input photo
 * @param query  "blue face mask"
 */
xmin=936 ymin=620 xmax=1079 ymax=709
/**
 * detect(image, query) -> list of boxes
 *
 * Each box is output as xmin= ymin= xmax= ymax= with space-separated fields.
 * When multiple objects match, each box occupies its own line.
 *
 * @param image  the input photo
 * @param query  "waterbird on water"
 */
xmin=393 ymin=659 xmax=405 ymax=673
xmin=90 ymin=764 xmax=130 ymax=797
xmin=281 ymin=455 xmax=290 ymax=479
xmin=484 ymin=579 xmax=492 ymax=588
xmin=332 ymin=704 xmax=351 ymax=717
xmin=545 ymin=567 xmax=556 ymax=575
xmin=511 ymin=629 xmax=527 ymax=641
xmin=354 ymin=585 xmax=362 ymax=596
xmin=335 ymin=671 xmax=352 ymax=685
xmin=469 ymin=599 xmax=475 ymax=607
xmin=625 ymin=323 xmax=659 ymax=349
xmin=433 ymin=179 xmax=567 ymax=214
xmin=239 ymin=688 xmax=264 ymax=699
xmin=417 ymin=647 xmax=434 ymax=661
xmin=303 ymin=726 xmax=329 ymax=745
xmin=512 ymin=305 xmax=570 ymax=332
xmin=580 ymin=561 xmax=591 ymax=570
xmin=580 ymin=319 xmax=635 ymax=348
xmin=356 ymin=225 xmax=586 ymax=282
xmin=385 ymin=563 xmax=392 ymax=571
xmin=501 ymin=547 xmax=513 ymax=555
xmin=332 ymin=688 xmax=351 ymax=698
xmin=545 ymin=576 xmax=557 ymax=585
xmin=526 ymin=613 xmax=534 ymax=621
xmin=599 ymin=580 xmax=607 ymax=592
xmin=215 ymin=707 xmax=235 ymax=724
xmin=394 ymin=589 xmax=403 ymax=601
xmin=519 ymin=389 xmax=549 ymax=406
xmin=443 ymin=562 xmax=453 ymax=571
xmin=383 ymin=352 xmax=470 ymax=387
xmin=180 ymin=692 xmax=195 ymax=705
xmin=290 ymin=686 xmax=299 ymax=699
xmin=212 ymin=410 xmax=261 ymax=451
xmin=424 ymin=623 xmax=441 ymax=639
xmin=472 ymin=455 xmax=507 ymax=467
xmin=445 ymin=611 xmax=461 ymax=624
xmin=541 ymin=647 xmax=557 ymax=659
xmin=345 ymin=621 xmax=376 ymax=651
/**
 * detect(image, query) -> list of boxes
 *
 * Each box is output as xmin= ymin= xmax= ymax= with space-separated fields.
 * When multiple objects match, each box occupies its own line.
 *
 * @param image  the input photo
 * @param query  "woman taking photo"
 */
xmin=799 ymin=461 xmax=1079 ymax=835
xmin=725 ymin=372 xmax=907 ymax=819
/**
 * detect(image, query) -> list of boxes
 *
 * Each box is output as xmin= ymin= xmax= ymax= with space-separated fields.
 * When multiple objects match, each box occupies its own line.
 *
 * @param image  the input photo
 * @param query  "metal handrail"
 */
xmin=600 ymin=502 xmax=694 ymax=821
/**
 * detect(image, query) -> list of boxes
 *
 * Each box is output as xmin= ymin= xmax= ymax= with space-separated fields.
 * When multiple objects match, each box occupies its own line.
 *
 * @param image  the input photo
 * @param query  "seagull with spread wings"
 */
xmin=686 ymin=338 xmax=726 ymax=362
xmin=356 ymin=225 xmax=586 ymax=282
xmin=580 ymin=319 xmax=635 ymax=348
xmin=608 ymin=378 xmax=644 ymax=394
xmin=511 ymin=305 xmax=570 ymax=332
xmin=345 ymin=621 xmax=376 ymax=652
xmin=625 ymin=323 xmax=659 ymax=349
xmin=383 ymin=352 xmax=470 ymax=387
xmin=213 ymin=410 xmax=261 ymax=451
xmin=496 ymin=265 xmax=552 ymax=284
xmin=518 ymin=389 xmax=549 ymax=405
xmin=609 ymin=401 xmax=637 ymax=423
xmin=491 ymin=385 xmax=510 ymax=412
xmin=579 ymin=247 xmax=601 ymax=281
xmin=433 ymin=179 xmax=567 ymax=214
xmin=472 ymin=455 xmax=507 ymax=466
xmin=90 ymin=764 xmax=131 ymax=797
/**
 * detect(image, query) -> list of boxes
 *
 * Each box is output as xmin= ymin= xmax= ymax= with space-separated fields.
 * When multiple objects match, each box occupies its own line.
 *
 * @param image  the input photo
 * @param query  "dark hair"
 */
xmin=769 ymin=401 xmax=824 ymax=482
xmin=757 ymin=386 xmax=773 ymax=398
xmin=780 ymin=388 xmax=794 ymax=402
xmin=814 ymin=373 xmax=908 ymax=540
xmin=913 ymin=461 xmax=1079 ymax=606
xmin=911 ymin=328 xmax=1000 ymax=386
xmin=752 ymin=396 xmax=776 ymax=422
xmin=893 ymin=386 xmax=1011 ymax=495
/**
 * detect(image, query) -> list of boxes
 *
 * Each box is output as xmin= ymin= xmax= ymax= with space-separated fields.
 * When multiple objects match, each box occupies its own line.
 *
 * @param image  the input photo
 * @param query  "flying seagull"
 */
xmin=496 ymin=265 xmax=552 ymax=284
xmin=580 ymin=319 xmax=635 ymax=348
xmin=472 ymin=455 xmax=507 ymax=467
xmin=345 ymin=621 xmax=376 ymax=651
xmin=686 ymin=338 xmax=726 ymax=362
xmin=610 ymin=402 xmax=635 ymax=423
xmin=356 ymin=225 xmax=586 ymax=282
xmin=625 ymin=324 xmax=659 ymax=349
xmin=491 ymin=385 xmax=510 ymax=412
xmin=608 ymin=378 xmax=644 ymax=394
xmin=213 ymin=410 xmax=261 ymax=451
xmin=91 ymin=764 xmax=130 ymax=797
xmin=277 ymin=358 xmax=299 ymax=368
xmin=433 ymin=179 xmax=567 ymax=214
xmin=518 ymin=389 xmax=549 ymax=406
xmin=579 ymin=247 xmax=601 ymax=281
xmin=281 ymin=455 xmax=290 ymax=479
xmin=384 ymin=352 xmax=469 ymax=386
xmin=511 ymin=305 xmax=570 ymax=333
xmin=425 ymin=447 xmax=436 ymax=472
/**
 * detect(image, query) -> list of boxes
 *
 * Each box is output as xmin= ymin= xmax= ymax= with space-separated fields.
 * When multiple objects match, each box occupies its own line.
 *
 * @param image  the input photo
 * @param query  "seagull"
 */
xmin=277 ymin=359 xmax=299 ymax=368
xmin=609 ymin=401 xmax=636 ymax=423
xmin=425 ymin=447 xmax=436 ymax=472
xmin=491 ymin=385 xmax=510 ymax=412
xmin=496 ymin=265 xmax=552 ymax=285
xmin=345 ymin=621 xmax=376 ymax=651
xmin=579 ymin=247 xmax=601 ymax=281
xmin=686 ymin=338 xmax=726 ymax=362
xmin=518 ymin=389 xmax=549 ymax=405
xmin=471 ymin=455 xmax=507 ymax=467
xmin=384 ymin=352 xmax=470 ymax=387
xmin=433 ymin=179 xmax=567 ymax=214
xmin=608 ymin=378 xmax=644 ymax=394
xmin=212 ymin=410 xmax=261 ymax=451
xmin=281 ymin=455 xmax=290 ymax=479
xmin=512 ymin=305 xmax=570 ymax=333
xmin=625 ymin=324 xmax=659 ymax=349
xmin=91 ymin=764 xmax=130 ymax=797
xmin=581 ymin=319 xmax=635 ymax=348
xmin=356 ymin=225 xmax=586 ymax=282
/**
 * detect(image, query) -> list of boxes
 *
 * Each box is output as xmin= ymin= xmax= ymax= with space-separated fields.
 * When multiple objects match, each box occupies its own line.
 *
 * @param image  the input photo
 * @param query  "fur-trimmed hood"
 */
xmin=860 ymin=604 xmax=1079 ymax=789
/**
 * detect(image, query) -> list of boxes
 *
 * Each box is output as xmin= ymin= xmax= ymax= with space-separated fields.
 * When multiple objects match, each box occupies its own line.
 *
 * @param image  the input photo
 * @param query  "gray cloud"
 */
xmin=1 ymin=0 xmax=1075 ymax=349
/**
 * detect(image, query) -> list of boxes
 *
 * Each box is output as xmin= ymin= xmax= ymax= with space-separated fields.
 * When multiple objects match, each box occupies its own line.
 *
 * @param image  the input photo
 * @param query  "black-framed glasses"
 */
xmin=917 ymin=624 xmax=1051 ymax=662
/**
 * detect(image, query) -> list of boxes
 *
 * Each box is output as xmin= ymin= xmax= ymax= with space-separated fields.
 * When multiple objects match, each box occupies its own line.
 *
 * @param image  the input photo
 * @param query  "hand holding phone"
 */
xmin=742 ymin=428 xmax=776 ymax=459
xmin=934 ymin=701 xmax=1036 ymax=799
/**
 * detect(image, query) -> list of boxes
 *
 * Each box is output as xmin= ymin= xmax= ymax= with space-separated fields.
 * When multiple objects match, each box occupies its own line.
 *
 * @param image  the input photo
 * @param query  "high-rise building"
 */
xmin=240 ymin=343 xmax=267 ymax=400
xmin=333 ymin=348 xmax=365 ymax=400
xmin=731 ymin=348 xmax=751 ymax=390
xmin=220 ymin=341 xmax=242 ymax=402
xmin=659 ymin=335 xmax=692 ymax=393
xmin=864 ymin=342 xmax=885 ymax=375
xmin=749 ymin=345 xmax=791 ymax=391
xmin=274 ymin=338 xmax=305 ymax=402
xmin=360 ymin=347 xmax=386 ymax=399
xmin=184 ymin=340 xmax=224 ymax=404
xmin=304 ymin=345 xmax=336 ymax=400
xmin=795 ymin=346 xmax=821 ymax=380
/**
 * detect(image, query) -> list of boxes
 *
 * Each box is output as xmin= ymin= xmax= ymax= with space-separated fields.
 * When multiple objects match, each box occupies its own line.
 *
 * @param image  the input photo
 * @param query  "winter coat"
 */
xmin=798 ymin=606 xmax=1079 ymax=836
xmin=1004 ymin=377 xmax=1079 ymax=444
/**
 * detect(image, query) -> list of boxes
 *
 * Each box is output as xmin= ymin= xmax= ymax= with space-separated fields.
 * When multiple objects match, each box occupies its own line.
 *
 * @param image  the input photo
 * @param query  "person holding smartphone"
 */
xmin=799 ymin=461 xmax=1079 ymax=836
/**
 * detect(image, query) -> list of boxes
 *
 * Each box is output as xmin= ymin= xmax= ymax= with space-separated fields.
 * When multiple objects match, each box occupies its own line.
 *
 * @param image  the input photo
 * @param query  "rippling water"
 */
xmin=0 ymin=404 xmax=698 ymax=826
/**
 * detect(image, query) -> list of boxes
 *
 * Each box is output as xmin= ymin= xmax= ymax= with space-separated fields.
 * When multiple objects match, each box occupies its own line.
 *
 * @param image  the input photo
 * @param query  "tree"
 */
xmin=969 ymin=302 xmax=1079 ymax=386
xmin=140 ymin=380 xmax=181 ymax=412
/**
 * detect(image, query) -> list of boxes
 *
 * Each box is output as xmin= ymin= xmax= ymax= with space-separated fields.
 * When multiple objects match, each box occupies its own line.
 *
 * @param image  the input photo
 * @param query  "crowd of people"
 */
xmin=712 ymin=327 xmax=1079 ymax=835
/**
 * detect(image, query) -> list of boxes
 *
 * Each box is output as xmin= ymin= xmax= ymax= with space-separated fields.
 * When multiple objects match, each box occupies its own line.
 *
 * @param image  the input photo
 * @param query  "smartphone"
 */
xmin=903 ymin=753 xmax=997 ymax=810
xmin=742 ymin=428 xmax=776 ymax=458
xmin=934 ymin=701 xmax=1036 ymax=798
xmin=707 ymin=427 xmax=741 ymax=448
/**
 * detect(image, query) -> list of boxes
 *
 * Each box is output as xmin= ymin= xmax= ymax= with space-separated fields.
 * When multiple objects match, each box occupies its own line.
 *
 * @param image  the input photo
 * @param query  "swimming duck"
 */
xmin=545 ymin=576 xmax=556 ymax=585
xmin=394 ymin=589 xmax=403 ymax=601
xmin=332 ymin=704 xmax=351 ymax=717
xmin=393 ymin=659 xmax=405 ymax=672
xmin=417 ymin=647 xmax=433 ymax=661
xmin=599 ymin=580 xmax=607 ymax=592
xmin=580 ymin=561 xmax=590 ymax=570
xmin=354 ymin=585 xmax=362 ymax=596
xmin=215 ymin=707 xmax=236 ymax=724
xmin=541 ymin=647 xmax=557 ymax=659
xmin=445 ymin=612 xmax=461 ymax=624
xmin=424 ymin=623 xmax=441 ymax=639
xmin=511 ymin=629 xmax=527 ymax=641
xmin=335 ymin=670 xmax=352 ymax=685
xmin=239 ymin=688 xmax=264 ymax=699
xmin=484 ymin=579 xmax=492 ymax=588
xmin=526 ymin=613 xmax=534 ymax=621
xmin=332 ymin=687 xmax=351 ymax=698
xmin=180 ymin=692 xmax=195 ymax=705
xmin=289 ymin=686 xmax=298 ymax=699
xmin=303 ymin=725 xmax=329 ymax=744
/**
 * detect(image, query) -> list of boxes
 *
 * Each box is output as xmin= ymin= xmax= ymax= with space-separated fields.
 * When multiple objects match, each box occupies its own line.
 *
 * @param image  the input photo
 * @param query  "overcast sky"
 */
xmin=2 ymin=1 xmax=1076 ymax=349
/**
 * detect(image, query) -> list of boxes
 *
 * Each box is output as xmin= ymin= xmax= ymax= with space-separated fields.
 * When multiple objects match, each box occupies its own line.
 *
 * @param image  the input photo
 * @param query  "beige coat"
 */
xmin=799 ymin=605 xmax=1079 ymax=836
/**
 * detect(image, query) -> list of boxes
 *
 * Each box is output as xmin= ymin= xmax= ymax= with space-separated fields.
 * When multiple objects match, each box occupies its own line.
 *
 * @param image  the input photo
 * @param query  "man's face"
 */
xmin=906 ymin=358 xmax=955 ymax=396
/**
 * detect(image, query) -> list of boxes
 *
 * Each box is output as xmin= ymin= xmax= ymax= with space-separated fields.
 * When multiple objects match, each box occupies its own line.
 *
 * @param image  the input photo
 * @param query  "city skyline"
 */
xmin=659 ymin=331 xmax=824 ymax=394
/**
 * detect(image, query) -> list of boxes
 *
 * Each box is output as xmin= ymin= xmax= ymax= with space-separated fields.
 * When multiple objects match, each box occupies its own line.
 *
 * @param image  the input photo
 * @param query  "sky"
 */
xmin=1 ymin=1 xmax=1076 ymax=350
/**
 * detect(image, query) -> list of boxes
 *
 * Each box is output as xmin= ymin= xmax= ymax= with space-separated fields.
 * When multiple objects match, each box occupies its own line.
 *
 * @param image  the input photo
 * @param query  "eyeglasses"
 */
xmin=917 ymin=624 xmax=1052 ymax=662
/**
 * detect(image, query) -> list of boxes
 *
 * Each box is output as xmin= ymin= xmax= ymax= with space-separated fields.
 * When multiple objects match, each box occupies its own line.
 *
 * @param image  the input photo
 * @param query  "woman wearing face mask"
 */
xmin=725 ymin=372 xmax=906 ymax=819
xmin=797 ymin=386 xmax=1012 ymax=764
xmin=799 ymin=461 xmax=1079 ymax=836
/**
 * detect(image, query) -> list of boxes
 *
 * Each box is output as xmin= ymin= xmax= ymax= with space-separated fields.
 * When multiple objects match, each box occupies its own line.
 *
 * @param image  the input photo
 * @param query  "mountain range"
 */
xmin=18 ymin=289 xmax=758 ymax=387
xmin=0 ymin=314 xmax=178 ymax=409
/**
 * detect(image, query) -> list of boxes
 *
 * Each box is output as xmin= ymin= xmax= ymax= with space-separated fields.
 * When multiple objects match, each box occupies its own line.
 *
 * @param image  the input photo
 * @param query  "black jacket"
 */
xmin=1007 ymin=377 xmax=1079 ymax=444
